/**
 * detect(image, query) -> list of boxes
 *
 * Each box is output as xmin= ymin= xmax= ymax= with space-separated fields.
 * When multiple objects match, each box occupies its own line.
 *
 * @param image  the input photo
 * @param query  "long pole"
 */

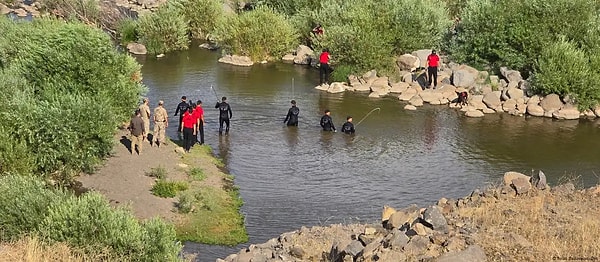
xmin=211 ymin=85 xmax=219 ymax=102
xmin=355 ymin=107 xmax=381 ymax=127
xmin=291 ymin=78 xmax=294 ymax=100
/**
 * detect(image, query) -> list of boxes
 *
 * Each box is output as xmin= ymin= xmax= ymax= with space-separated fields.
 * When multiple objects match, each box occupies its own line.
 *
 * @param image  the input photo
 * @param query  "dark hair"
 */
xmin=323 ymin=48 xmax=329 ymax=53
xmin=291 ymin=100 xmax=296 ymax=105
xmin=324 ymin=109 xmax=330 ymax=113
xmin=197 ymin=100 xmax=202 ymax=104
xmin=222 ymin=96 xmax=227 ymax=101
xmin=181 ymin=96 xmax=187 ymax=100
xmin=187 ymin=106 xmax=193 ymax=113
xmin=347 ymin=116 xmax=352 ymax=120
xmin=135 ymin=109 xmax=141 ymax=115
xmin=432 ymin=49 xmax=436 ymax=54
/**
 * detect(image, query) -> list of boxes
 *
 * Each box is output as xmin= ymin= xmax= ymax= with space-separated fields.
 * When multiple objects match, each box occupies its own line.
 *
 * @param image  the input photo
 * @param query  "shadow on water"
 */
xmin=138 ymin=47 xmax=600 ymax=261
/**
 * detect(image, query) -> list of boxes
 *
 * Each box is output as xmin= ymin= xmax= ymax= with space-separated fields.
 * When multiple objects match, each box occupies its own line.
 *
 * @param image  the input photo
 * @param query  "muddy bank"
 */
xmin=219 ymin=171 xmax=600 ymax=262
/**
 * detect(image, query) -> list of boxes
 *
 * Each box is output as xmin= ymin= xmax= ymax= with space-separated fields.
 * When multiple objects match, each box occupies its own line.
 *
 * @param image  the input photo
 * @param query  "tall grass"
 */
xmin=137 ymin=2 xmax=190 ymax=54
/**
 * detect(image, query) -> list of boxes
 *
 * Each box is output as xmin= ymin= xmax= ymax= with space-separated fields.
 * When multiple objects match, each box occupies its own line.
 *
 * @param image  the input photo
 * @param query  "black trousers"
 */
xmin=428 ymin=66 xmax=438 ymax=87
xmin=183 ymin=127 xmax=194 ymax=152
xmin=320 ymin=63 xmax=330 ymax=84
xmin=197 ymin=121 xmax=204 ymax=144
xmin=219 ymin=118 xmax=230 ymax=133
xmin=178 ymin=115 xmax=184 ymax=132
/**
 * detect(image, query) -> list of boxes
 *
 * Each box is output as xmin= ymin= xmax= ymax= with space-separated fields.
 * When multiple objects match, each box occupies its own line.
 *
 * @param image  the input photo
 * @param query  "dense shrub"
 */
xmin=117 ymin=17 xmax=139 ymax=44
xmin=0 ymin=18 xmax=144 ymax=180
xmin=214 ymin=6 xmax=298 ymax=61
xmin=449 ymin=0 xmax=599 ymax=74
xmin=179 ymin=0 xmax=224 ymax=39
xmin=152 ymin=180 xmax=189 ymax=198
xmin=254 ymin=0 xmax=323 ymax=16
xmin=531 ymin=39 xmax=600 ymax=110
xmin=137 ymin=2 xmax=190 ymax=54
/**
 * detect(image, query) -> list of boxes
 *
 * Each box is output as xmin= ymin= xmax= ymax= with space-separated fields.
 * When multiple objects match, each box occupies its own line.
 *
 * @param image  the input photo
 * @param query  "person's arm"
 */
xmin=129 ymin=120 xmax=133 ymax=132
xmin=331 ymin=117 xmax=336 ymax=131
xmin=228 ymin=105 xmax=232 ymax=119
xmin=215 ymin=102 xmax=220 ymax=109
xmin=164 ymin=110 xmax=169 ymax=127
xmin=174 ymin=104 xmax=180 ymax=116
xmin=284 ymin=108 xmax=291 ymax=123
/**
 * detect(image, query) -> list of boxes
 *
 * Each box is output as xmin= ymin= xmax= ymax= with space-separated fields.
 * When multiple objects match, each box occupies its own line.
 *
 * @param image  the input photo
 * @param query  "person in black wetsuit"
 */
xmin=284 ymin=100 xmax=300 ymax=126
xmin=174 ymin=96 xmax=188 ymax=133
xmin=341 ymin=116 xmax=355 ymax=134
xmin=215 ymin=96 xmax=232 ymax=135
xmin=320 ymin=109 xmax=336 ymax=132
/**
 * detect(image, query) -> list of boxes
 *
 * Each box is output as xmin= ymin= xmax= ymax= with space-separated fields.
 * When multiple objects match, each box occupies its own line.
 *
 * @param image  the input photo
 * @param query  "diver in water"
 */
xmin=284 ymin=100 xmax=300 ymax=126
xmin=341 ymin=116 xmax=355 ymax=134
xmin=215 ymin=96 xmax=232 ymax=135
xmin=320 ymin=109 xmax=336 ymax=132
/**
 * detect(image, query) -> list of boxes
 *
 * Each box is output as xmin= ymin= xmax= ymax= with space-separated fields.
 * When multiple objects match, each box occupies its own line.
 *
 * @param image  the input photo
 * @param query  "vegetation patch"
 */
xmin=151 ymin=180 xmax=189 ymax=198
xmin=187 ymin=167 xmax=206 ymax=181
xmin=147 ymin=166 xmax=168 ymax=180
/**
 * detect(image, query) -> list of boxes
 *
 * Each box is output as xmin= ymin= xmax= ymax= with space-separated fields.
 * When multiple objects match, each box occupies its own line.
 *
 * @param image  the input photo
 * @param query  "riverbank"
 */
xmin=77 ymin=127 xmax=247 ymax=248
xmin=220 ymin=171 xmax=600 ymax=261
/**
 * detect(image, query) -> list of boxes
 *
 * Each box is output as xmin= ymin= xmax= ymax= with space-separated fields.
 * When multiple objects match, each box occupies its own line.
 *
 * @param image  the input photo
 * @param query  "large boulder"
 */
xmin=397 ymin=54 xmax=420 ymax=71
xmin=281 ymin=54 xmax=295 ymax=63
xmin=362 ymin=70 xmax=378 ymax=86
xmin=465 ymin=109 xmax=484 ymax=118
xmin=398 ymin=88 xmax=417 ymax=101
xmin=420 ymin=89 xmax=444 ymax=104
xmin=327 ymin=82 xmax=347 ymax=94
xmin=436 ymin=245 xmax=487 ymax=262
xmin=506 ymin=87 xmax=524 ymax=100
xmin=540 ymin=94 xmax=563 ymax=114
xmin=218 ymin=55 xmax=253 ymax=66
xmin=127 ymin=43 xmax=147 ymax=55
xmin=502 ymin=98 xmax=518 ymax=113
xmin=482 ymin=91 xmax=502 ymax=111
xmin=390 ymin=82 xmax=410 ymax=93
xmin=435 ymin=85 xmax=457 ymax=101
xmin=293 ymin=45 xmax=314 ymax=65
xmin=503 ymin=171 xmax=530 ymax=186
xmin=526 ymin=104 xmax=545 ymax=117
xmin=452 ymin=65 xmax=478 ymax=88
xmin=422 ymin=206 xmax=448 ymax=233
xmin=553 ymin=104 xmax=580 ymax=120
xmin=370 ymin=77 xmax=390 ymax=96
xmin=412 ymin=49 xmax=432 ymax=68
xmin=500 ymin=67 xmax=523 ymax=83
xmin=409 ymin=96 xmax=424 ymax=107
xmin=469 ymin=95 xmax=487 ymax=110
xmin=1 ymin=4 xmax=11 ymax=15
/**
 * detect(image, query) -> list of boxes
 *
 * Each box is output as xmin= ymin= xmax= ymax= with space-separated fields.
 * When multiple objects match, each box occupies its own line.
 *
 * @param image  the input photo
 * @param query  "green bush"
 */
xmin=214 ymin=6 xmax=298 ymax=61
xmin=137 ymin=2 xmax=190 ymax=54
xmin=147 ymin=166 xmax=167 ymax=179
xmin=531 ymin=38 xmax=600 ymax=110
xmin=0 ymin=175 xmax=66 ymax=241
xmin=152 ymin=180 xmax=189 ymax=198
xmin=117 ymin=17 xmax=139 ymax=44
xmin=179 ymin=0 xmax=224 ymax=39
xmin=177 ymin=191 xmax=196 ymax=213
xmin=187 ymin=167 xmax=206 ymax=181
xmin=449 ymin=0 xmax=598 ymax=74
xmin=39 ymin=0 xmax=102 ymax=24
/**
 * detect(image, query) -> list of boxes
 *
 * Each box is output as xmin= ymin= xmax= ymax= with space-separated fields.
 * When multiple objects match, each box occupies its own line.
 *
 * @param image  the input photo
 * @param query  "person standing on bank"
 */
xmin=153 ymin=100 xmax=169 ymax=147
xmin=138 ymin=98 xmax=151 ymax=142
xmin=319 ymin=48 xmax=331 ymax=85
xmin=284 ymin=100 xmax=300 ymax=126
xmin=215 ymin=96 xmax=232 ymax=135
xmin=426 ymin=49 xmax=440 ymax=89
xmin=129 ymin=109 xmax=145 ymax=155
xmin=181 ymin=106 xmax=197 ymax=153
xmin=174 ymin=96 xmax=188 ymax=133
xmin=320 ymin=109 xmax=336 ymax=132
xmin=194 ymin=100 xmax=205 ymax=145
xmin=341 ymin=116 xmax=355 ymax=134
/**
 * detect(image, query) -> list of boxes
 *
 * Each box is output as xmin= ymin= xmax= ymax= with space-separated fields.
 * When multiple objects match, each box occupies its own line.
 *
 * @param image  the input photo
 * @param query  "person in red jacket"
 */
xmin=193 ymin=100 xmax=205 ymax=145
xmin=426 ymin=49 xmax=440 ymax=88
xmin=319 ymin=48 xmax=331 ymax=85
xmin=180 ymin=106 xmax=197 ymax=153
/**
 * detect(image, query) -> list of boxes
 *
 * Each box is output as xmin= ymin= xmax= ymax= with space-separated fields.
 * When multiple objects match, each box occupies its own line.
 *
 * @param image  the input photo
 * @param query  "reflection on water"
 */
xmin=139 ymin=47 xmax=600 ymax=262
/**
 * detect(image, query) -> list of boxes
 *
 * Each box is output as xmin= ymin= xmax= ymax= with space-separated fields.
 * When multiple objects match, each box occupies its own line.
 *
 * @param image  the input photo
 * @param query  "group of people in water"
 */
xmin=284 ymin=100 xmax=355 ymax=134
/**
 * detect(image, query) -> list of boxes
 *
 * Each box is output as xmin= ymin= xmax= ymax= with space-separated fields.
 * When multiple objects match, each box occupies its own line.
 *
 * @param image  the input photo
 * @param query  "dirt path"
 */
xmin=78 ymin=128 xmax=189 ymax=221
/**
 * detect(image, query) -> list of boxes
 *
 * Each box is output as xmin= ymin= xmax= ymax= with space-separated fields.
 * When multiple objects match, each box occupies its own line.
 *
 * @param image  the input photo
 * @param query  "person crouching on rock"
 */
xmin=341 ymin=116 xmax=355 ymax=135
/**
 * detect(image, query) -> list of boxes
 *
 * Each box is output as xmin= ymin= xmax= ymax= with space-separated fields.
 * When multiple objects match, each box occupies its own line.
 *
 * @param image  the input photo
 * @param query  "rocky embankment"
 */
xmin=219 ymin=171 xmax=600 ymax=262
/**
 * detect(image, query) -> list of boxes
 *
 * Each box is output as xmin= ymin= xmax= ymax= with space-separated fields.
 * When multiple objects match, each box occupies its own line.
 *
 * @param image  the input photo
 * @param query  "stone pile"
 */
xmin=1 ymin=1 xmax=41 ymax=18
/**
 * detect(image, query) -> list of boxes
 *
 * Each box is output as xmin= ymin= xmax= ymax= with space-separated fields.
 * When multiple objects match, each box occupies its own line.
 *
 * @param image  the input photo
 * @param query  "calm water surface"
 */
xmin=138 ymin=47 xmax=600 ymax=261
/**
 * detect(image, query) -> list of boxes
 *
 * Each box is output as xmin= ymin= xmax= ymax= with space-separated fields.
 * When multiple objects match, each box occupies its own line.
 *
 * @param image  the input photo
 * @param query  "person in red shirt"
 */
xmin=180 ymin=106 xmax=197 ymax=153
xmin=193 ymin=100 xmax=205 ymax=145
xmin=426 ymin=49 xmax=440 ymax=88
xmin=319 ymin=48 xmax=331 ymax=85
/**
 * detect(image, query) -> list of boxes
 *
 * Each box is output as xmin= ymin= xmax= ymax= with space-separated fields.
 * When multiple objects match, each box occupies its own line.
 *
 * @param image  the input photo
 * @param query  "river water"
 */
xmin=138 ymin=47 xmax=600 ymax=261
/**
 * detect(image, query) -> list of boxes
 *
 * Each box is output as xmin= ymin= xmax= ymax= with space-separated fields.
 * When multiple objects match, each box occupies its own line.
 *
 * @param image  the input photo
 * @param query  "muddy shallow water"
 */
xmin=138 ymin=47 xmax=600 ymax=261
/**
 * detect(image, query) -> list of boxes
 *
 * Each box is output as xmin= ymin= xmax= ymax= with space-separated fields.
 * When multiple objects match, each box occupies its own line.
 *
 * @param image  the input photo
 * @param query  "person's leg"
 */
xmin=427 ymin=67 xmax=434 ymax=88
xmin=219 ymin=118 xmax=224 ymax=134
xmin=183 ymin=128 xmax=191 ymax=151
xmin=199 ymin=121 xmax=204 ymax=144
xmin=178 ymin=115 xmax=183 ymax=132
xmin=135 ymin=135 xmax=142 ymax=154
xmin=143 ymin=119 xmax=149 ymax=142
xmin=319 ymin=65 xmax=325 ymax=84
xmin=325 ymin=64 xmax=331 ymax=84
xmin=432 ymin=66 xmax=438 ymax=87
xmin=225 ymin=119 xmax=230 ymax=133
xmin=153 ymin=122 xmax=159 ymax=145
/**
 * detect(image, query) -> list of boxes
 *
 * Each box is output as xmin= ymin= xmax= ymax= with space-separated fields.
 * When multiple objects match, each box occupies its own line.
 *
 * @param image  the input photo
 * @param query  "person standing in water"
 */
xmin=174 ymin=96 xmax=188 ymax=133
xmin=215 ymin=96 xmax=232 ymax=135
xmin=194 ymin=100 xmax=205 ymax=145
xmin=320 ymin=109 xmax=336 ymax=132
xmin=284 ymin=100 xmax=300 ymax=126
xmin=341 ymin=116 xmax=355 ymax=134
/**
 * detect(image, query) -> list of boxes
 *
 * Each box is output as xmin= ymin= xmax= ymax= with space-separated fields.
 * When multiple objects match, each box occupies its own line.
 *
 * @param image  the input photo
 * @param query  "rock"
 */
xmin=385 ymin=229 xmax=410 ymax=250
xmin=482 ymin=91 xmax=502 ymax=110
xmin=289 ymin=246 xmax=305 ymax=258
xmin=368 ymin=92 xmax=381 ymax=98
xmin=364 ymin=226 xmax=377 ymax=236
xmin=404 ymin=104 xmax=417 ymax=111
xmin=594 ymin=105 xmax=600 ymax=117
xmin=444 ymin=237 xmax=466 ymax=252
xmin=315 ymin=84 xmax=329 ymax=91
xmin=552 ymin=182 xmax=575 ymax=194
xmin=533 ymin=170 xmax=548 ymax=190
xmin=362 ymin=70 xmax=378 ymax=85
xmin=397 ymin=54 xmax=420 ymax=71
xmin=511 ymin=177 xmax=531 ymax=194
xmin=452 ymin=65 xmax=478 ymax=88
xmin=382 ymin=206 xmax=397 ymax=222
xmin=409 ymin=96 xmax=424 ymax=107
xmin=553 ymin=104 xmax=580 ymax=120
xmin=540 ymin=94 xmax=563 ymax=113
xmin=420 ymin=89 xmax=444 ymax=104
xmin=436 ymin=245 xmax=487 ymax=262
xmin=583 ymin=109 xmax=596 ymax=118
xmin=402 ymin=72 xmax=413 ymax=83
xmin=199 ymin=42 xmax=219 ymax=50
xmin=1 ymin=4 xmax=10 ymax=15
xmin=398 ymin=88 xmax=417 ymax=101
xmin=481 ymin=85 xmax=493 ymax=95
xmin=503 ymin=98 xmax=518 ymax=113
xmin=377 ymin=249 xmax=407 ymax=261
xmin=126 ymin=43 xmax=147 ymax=55
xmin=469 ymin=95 xmax=487 ymax=110
xmin=465 ymin=109 xmax=484 ymax=118
xmin=327 ymin=82 xmax=347 ymax=94
xmin=528 ymin=95 xmax=541 ymax=105
xmin=411 ymin=49 xmax=432 ymax=68
xmin=482 ymin=108 xmax=495 ymax=114
xmin=507 ymin=87 xmax=524 ymax=99
xmin=436 ymin=85 xmax=457 ymax=100
xmin=422 ymin=206 xmax=448 ymax=233
xmin=156 ymin=53 xmax=165 ymax=58
xmin=503 ymin=172 xmax=530 ymax=186
xmin=293 ymin=45 xmax=314 ymax=65
xmin=527 ymin=104 xmax=545 ymax=117
xmin=177 ymin=163 xmax=188 ymax=168
xmin=281 ymin=54 xmax=295 ymax=62
xmin=343 ymin=240 xmax=364 ymax=257
xmin=500 ymin=67 xmax=523 ymax=83
xmin=404 ymin=235 xmax=430 ymax=255
xmin=489 ymin=75 xmax=499 ymax=85
xmin=371 ymin=77 xmax=390 ymax=96
xmin=218 ymin=55 xmax=253 ymax=66
xmin=14 ymin=8 xmax=28 ymax=17
xmin=410 ymin=222 xmax=428 ymax=236
xmin=387 ymin=209 xmax=420 ymax=229
xmin=390 ymin=82 xmax=410 ymax=93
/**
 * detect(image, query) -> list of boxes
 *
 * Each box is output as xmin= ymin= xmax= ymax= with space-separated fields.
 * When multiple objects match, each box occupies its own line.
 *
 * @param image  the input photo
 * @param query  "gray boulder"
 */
xmin=507 ymin=87 xmax=524 ymax=99
xmin=127 ymin=43 xmax=147 ymax=55
xmin=397 ymin=54 xmax=420 ymax=71
xmin=422 ymin=206 xmax=448 ymax=233
xmin=293 ymin=45 xmax=314 ymax=65
xmin=500 ymin=67 xmax=523 ymax=83
xmin=452 ymin=65 xmax=478 ymax=88
xmin=218 ymin=55 xmax=253 ymax=66
xmin=403 ymin=235 xmax=430 ymax=255
xmin=343 ymin=240 xmax=364 ymax=257
xmin=482 ymin=91 xmax=502 ymax=111
xmin=503 ymin=171 xmax=530 ymax=186
xmin=511 ymin=177 xmax=531 ymax=194
xmin=412 ymin=49 xmax=432 ymax=68
xmin=436 ymin=245 xmax=487 ymax=262
xmin=527 ymin=103 xmax=545 ymax=117
xmin=385 ymin=229 xmax=410 ymax=250
xmin=465 ymin=109 xmax=484 ymax=118
xmin=553 ymin=104 xmax=580 ymax=120
xmin=540 ymin=94 xmax=563 ymax=113
xmin=533 ymin=170 xmax=547 ymax=190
